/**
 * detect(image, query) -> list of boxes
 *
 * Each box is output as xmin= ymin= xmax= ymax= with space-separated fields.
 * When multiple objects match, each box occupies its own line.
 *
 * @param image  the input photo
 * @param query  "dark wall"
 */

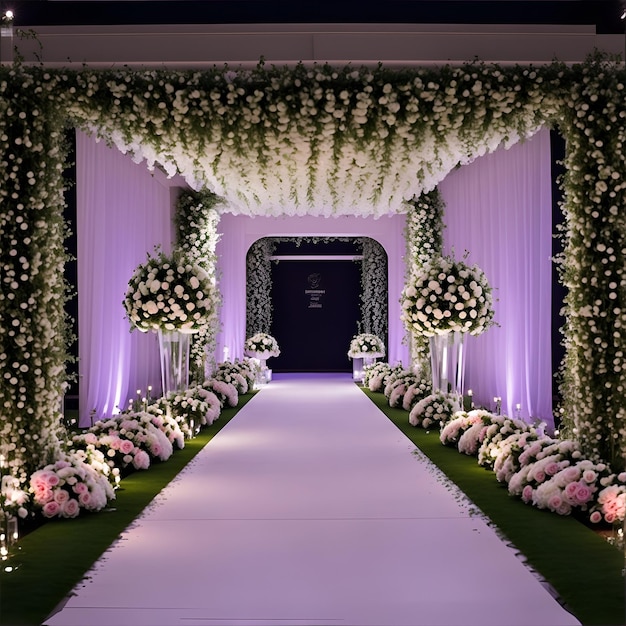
xmin=270 ymin=260 xmax=361 ymax=372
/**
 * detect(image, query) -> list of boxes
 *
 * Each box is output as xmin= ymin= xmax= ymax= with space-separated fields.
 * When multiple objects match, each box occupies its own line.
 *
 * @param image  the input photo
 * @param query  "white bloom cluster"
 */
xmin=401 ymin=255 xmax=495 ymax=337
xmin=347 ymin=333 xmax=385 ymax=359
xmin=244 ymin=333 xmax=280 ymax=359
xmin=124 ymin=248 xmax=216 ymax=333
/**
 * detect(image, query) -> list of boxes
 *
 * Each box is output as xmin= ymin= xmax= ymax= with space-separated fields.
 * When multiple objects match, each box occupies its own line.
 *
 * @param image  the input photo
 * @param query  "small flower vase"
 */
xmin=429 ymin=331 xmax=466 ymax=404
xmin=157 ymin=329 xmax=192 ymax=395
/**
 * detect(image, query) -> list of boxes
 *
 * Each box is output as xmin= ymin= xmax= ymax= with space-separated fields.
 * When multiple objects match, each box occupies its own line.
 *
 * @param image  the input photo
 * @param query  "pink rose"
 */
xmin=133 ymin=450 xmax=150 ymax=470
xmin=565 ymin=482 xmax=580 ymax=498
xmin=589 ymin=511 xmax=603 ymax=524
xmin=556 ymin=502 xmax=572 ymax=516
xmin=62 ymin=499 xmax=80 ymax=518
xmin=84 ymin=433 xmax=98 ymax=445
xmin=120 ymin=439 xmax=134 ymax=455
xmin=54 ymin=489 xmax=70 ymax=504
xmin=575 ymin=485 xmax=592 ymax=504
xmin=42 ymin=501 xmax=61 ymax=518
xmin=73 ymin=482 xmax=88 ymax=495
xmin=79 ymin=492 xmax=92 ymax=507
xmin=548 ymin=495 xmax=563 ymax=510
xmin=46 ymin=473 xmax=60 ymax=488
xmin=534 ymin=470 xmax=546 ymax=484
xmin=522 ymin=485 xmax=533 ymax=503
xmin=33 ymin=486 xmax=53 ymax=503
xmin=582 ymin=470 xmax=597 ymax=484
xmin=545 ymin=462 xmax=559 ymax=476
xmin=605 ymin=512 xmax=617 ymax=524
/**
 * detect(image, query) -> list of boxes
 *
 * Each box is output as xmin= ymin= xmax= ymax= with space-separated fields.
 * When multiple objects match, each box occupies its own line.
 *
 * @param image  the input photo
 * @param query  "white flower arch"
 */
xmin=1 ymin=53 xmax=626 ymax=491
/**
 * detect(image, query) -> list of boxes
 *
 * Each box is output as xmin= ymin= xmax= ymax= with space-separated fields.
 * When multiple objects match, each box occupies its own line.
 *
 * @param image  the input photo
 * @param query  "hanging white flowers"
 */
xmin=123 ymin=248 xmax=217 ymax=333
xmin=401 ymin=255 xmax=495 ymax=337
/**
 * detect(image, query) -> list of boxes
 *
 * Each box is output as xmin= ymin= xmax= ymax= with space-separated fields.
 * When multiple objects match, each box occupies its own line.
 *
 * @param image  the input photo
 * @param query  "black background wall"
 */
xmin=270 ymin=260 xmax=361 ymax=372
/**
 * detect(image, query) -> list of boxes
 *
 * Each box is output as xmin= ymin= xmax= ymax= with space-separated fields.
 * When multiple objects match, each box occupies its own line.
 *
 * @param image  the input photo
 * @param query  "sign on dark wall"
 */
xmin=271 ymin=260 xmax=361 ymax=372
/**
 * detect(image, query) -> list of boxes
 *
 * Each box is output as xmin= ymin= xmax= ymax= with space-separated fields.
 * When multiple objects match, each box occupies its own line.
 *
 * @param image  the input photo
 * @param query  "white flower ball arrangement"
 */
xmin=347 ymin=333 xmax=386 ymax=359
xmin=124 ymin=248 xmax=216 ymax=333
xmin=244 ymin=333 xmax=280 ymax=360
xmin=401 ymin=255 xmax=495 ymax=337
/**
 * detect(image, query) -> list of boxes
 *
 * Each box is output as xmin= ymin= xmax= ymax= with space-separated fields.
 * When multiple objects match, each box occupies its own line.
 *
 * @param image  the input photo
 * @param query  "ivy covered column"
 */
xmin=0 ymin=68 xmax=70 ymax=486
xmin=403 ymin=189 xmax=445 ymax=377
xmin=557 ymin=59 xmax=626 ymax=469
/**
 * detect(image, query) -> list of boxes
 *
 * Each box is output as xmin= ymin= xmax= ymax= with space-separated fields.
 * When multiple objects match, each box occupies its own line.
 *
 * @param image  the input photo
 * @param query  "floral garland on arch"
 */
xmin=123 ymin=248 xmax=218 ymax=333
xmin=401 ymin=254 xmax=495 ymax=337
xmin=3 ymin=54 xmax=626 ymax=506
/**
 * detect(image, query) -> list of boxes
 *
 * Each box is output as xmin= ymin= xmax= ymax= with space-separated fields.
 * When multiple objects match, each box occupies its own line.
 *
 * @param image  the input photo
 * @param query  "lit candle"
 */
xmin=223 ymin=346 xmax=230 ymax=362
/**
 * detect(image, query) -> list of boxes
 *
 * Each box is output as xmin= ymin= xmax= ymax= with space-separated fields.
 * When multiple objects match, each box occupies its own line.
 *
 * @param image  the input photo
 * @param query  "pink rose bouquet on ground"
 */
xmin=30 ymin=451 xmax=115 ymax=519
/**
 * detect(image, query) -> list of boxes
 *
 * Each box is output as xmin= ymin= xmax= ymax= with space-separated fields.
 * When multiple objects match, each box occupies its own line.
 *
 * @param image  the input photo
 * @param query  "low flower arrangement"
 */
xmin=244 ymin=333 xmax=280 ymax=360
xmin=401 ymin=255 xmax=495 ymax=337
xmin=123 ymin=248 xmax=217 ymax=333
xmin=204 ymin=378 xmax=239 ymax=408
xmin=30 ymin=450 xmax=116 ymax=519
xmin=347 ymin=333 xmax=386 ymax=359
xmin=383 ymin=370 xmax=418 ymax=409
xmin=409 ymin=391 xmax=457 ymax=429
xmin=213 ymin=362 xmax=251 ymax=395
xmin=401 ymin=379 xmax=431 ymax=412
xmin=364 ymin=362 xmax=404 ymax=393
xmin=370 ymin=360 xmax=626 ymax=528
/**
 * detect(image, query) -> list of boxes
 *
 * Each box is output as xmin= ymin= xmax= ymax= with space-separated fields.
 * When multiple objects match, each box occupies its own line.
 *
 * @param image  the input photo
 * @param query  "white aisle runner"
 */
xmin=45 ymin=374 xmax=579 ymax=626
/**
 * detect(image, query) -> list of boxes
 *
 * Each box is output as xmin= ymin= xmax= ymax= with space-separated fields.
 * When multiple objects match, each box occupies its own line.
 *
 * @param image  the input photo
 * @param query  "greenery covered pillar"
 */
xmin=175 ymin=189 xmax=223 ymax=381
xmin=0 ymin=68 xmax=70 ymax=486
xmin=557 ymin=59 xmax=626 ymax=469
xmin=403 ymin=189 xmax=445 ymax=377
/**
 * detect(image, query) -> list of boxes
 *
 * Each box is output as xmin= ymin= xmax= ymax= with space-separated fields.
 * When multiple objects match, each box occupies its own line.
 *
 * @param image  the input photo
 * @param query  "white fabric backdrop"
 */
xmin=440 ymin=128 xmax=553 ymax=423
xmin=76 ymin=128 xmax=553 ymax=426
xmin=76 ymin=130 xmax=173 ymax=425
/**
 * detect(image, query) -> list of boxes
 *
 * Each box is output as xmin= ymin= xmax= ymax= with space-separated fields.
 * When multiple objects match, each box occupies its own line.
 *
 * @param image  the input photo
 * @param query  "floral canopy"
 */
xmin=0 ymin=52 xmax=625 ymax=489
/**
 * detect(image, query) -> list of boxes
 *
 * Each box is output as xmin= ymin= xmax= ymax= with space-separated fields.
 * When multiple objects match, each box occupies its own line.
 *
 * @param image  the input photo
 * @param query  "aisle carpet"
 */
xmin=44 ymin=374 xmax=579 ymax=626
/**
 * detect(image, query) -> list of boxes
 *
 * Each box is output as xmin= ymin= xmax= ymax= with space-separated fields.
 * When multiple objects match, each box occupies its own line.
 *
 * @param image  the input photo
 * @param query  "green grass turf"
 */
xmin=0 ymin=393 xmax=256 ymax=626
xmin=362 ymin=387 xmax=626 ymax=626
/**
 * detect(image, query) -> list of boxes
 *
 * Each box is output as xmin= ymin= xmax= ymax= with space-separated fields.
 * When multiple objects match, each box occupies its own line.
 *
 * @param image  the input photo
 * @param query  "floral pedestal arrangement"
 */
xmin=429 ymin=331 xmax=466 ymax=402
xmin=124 ymin=248 xmax=217 ymax=397
xmin=401 ymin=254 xmax=494 ymax=403
xmin=157 ymin=330 xmax=194 ymax=394
xmin=244 ymin=333 xmax=280 ymax=387
xmin=348 ymin=333 xmax=386 ymax=383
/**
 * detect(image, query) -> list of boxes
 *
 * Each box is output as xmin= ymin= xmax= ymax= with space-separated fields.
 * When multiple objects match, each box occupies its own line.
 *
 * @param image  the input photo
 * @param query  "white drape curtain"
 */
xmin=439 ymin=128 xmax=553 ymax=424
xmin=76 ymin=131 xmax=173 ymax=425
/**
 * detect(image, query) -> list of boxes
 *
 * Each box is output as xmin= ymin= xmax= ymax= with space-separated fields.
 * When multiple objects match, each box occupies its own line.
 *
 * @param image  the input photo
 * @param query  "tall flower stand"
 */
xmin=429 ymin=331 xmax=466 ymax=408
xmin=352 ymin=356 xmax=377 ymax=383
xmin=245 ymin=352 xmax=273 ymax=387
xmin=157 ymin=329 xmax=193 ymax=395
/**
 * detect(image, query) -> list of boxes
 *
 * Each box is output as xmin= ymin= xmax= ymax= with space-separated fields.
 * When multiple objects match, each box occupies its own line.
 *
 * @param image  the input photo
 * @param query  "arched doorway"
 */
xmin=245 ymin=237 xmax=388 ymax=372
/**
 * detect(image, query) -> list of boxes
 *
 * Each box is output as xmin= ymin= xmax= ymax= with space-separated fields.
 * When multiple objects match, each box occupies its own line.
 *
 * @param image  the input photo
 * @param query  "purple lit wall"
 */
xmin=76 ymin=131 xmax=175 ymax=425
xmin=439 ymin=128 xmax=553 ymax=424
xmin=214 ymin=213 xmax=409 ymax=367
